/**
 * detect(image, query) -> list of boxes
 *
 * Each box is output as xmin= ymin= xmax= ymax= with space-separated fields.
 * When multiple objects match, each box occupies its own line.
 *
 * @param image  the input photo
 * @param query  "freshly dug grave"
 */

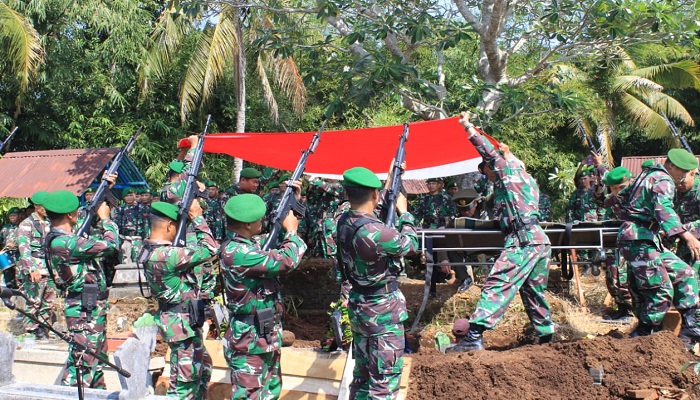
xmin=407 ymin=331 xmax=700 ymax=400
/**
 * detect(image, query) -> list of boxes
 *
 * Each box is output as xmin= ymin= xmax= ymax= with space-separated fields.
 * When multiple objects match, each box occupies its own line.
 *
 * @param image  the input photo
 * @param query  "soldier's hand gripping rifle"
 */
xmin=384 ymin=123 xmax=409 ymax=227
xmin=173 ymin=115 xmax=211 ymax=247
xmin=660 ymin=110 xmax=693 ymax=154
xmin=262 ymin=121 xmax=326 ymax=251
xmin=0 ymin=126 xmax=18 ymax=154
xmin=76 ymin=127 xmax=143 ymax=237
xmin=576 ymin=119 xmax=597 ymax=154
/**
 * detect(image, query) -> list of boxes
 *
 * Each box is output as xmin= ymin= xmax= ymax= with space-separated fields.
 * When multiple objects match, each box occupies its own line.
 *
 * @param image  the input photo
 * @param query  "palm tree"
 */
xmin=553 ymin=48 xmax=700 ymax=164
xmin=0 ymin=1 xmax=43 ymax=118
xmin=139 ymin=4 xmax=306 ymax=182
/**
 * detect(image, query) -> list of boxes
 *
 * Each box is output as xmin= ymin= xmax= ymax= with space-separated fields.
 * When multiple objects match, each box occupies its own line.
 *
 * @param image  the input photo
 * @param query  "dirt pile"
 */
xmin=407 ymin=331 xmax=700 ymax=400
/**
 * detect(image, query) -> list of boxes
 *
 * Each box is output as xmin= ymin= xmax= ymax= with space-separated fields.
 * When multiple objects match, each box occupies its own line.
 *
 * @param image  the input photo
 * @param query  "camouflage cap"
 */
xmin=169 ymin=160 xmax=185 ymax=174
xmin=602 ymin=166 xmax=632 ymax=186
xmin=452 ymin=318 xmax=470 ymax=336
xmin=342 ymin=167 xmax=382 ymax=189
xmin=30 ymin=191 xmax=49 ymax=206
xmin=7 ymin=207 xmax=20 ymax=215
xmin=641 ymin=159 xmax=655 ymax=169
xmin=240 ymin=167 xmax=262 ymax=179
xmin=151 ymin=201 xmax=179 ymax=221
xmin=453 ymin=188 xmax=479 ymax=208
xmin=667 ymin=148 xmax=698 ymax=171
xmin=43 ymin=190 xmax=79 ymax=214
xmin=224 ymin=193 xmax=266 ymax=223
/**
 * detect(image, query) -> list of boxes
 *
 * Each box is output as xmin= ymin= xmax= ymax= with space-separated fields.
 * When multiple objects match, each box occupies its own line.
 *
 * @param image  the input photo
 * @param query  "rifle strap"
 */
xmin=43 ymin=231 xmax=66 ymax=292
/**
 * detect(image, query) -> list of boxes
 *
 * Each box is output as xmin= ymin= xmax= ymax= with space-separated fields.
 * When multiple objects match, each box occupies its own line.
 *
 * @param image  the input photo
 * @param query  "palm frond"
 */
xmin=139 ymin=9 xmax=192 ymax=98
xmin=180 ymin=11 xmax=239 ymax=123
xmin=620 ymin=93 xmax=672 ymax=139
xmin=257 ymin=54 xmax=280 ymax=123
xmin=0 ymin=2 xmax=43 ymax=92
xmin=264 ymin=53 xmax=306 ymax=116
xmin=631 ymin=60 xmax=700 ymax=90
xmin=611 ymin=75 xmax=663 ymax=94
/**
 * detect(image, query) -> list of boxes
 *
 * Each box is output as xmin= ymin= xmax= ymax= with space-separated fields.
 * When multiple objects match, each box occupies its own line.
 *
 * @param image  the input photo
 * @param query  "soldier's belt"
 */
xmin=628 ymin=218 xmax=659 ymax=233
xmin=30 ymin=251 xmax=45 ymax=258
xmin=66 ymin=289 xmax=109 ymax=301
xmin=229 ymin=313 xmax=281 ymax=325
xmin=351 ymin=279 xmax=399 ymax=296
xmin=501 ymin=217 xmax=539 ymax=236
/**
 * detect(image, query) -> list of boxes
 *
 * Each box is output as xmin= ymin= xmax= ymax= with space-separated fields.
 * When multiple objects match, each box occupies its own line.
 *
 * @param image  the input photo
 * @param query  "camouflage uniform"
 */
xmin=142 ymin=215 xmax=216 ymax=399
xmin=474 ymin=177 xmax=495 ymax=219
xmin=336 ymin=208 xmax=418 ymax=400
xmin=220 ymin=229 xmax=307 ymax=399
xmin=306 ymin=180 xmax=344 ymax=257
xmin=112 ymin=203 xmax=145 ymax=263
xmin=601 ymin=194 xmax=631 ymax=308
xmin=617 ymin=165 xmax=698 ymax=327
xmin=412 ymin=190 xmax=457 ymax=229
xmin=538 ymin=193 xmax=552 ymax=221
xmin=46 ymin=219 xmax=119 ymax=388
xmin=16 ymin=212 xmax=56 ymax=333
xmin=467 ymin=134 xmax=555 ymax=338
xmin=0 ymin=220 xmax=19 ymax=288
xmin=566 ymin=188 xmax=600 ymax=222
xmin=204 ymin=196 xmax=225 ymax=241
xmin=675 ymin=176 xmax=700 ymax=322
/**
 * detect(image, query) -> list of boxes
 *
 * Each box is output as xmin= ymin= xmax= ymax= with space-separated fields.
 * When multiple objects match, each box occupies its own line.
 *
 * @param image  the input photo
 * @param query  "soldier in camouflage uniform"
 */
xmin=221 ymin=167 xmax=262 ymax=205
xmin=617 ymin=149 xmax=700 ymax=338
xmin=1 ymin=207 xmax=21 ymax=288
xmin=17 ymin=191 xmax=55 ymax=339
xmin=112 ymin=187 xmax=145 ymax=263
xmin=306 ymin=178 xmax=344 ymax=257
xmin=412 ymin=177 xmax=456 ymax=229
xmin=449 ymin=113 xmax=554 ymax=352
xmin=600 ymin=167 xmax=633 ymax=321
xmin=142 ymin=201 xmax=215 ymax=399
xmin=538 ymin=192 xmax=552 ymax=221
xmin=475 ymin=161 xmax=495 ymax=219
xmin=44 ymin=188 xmax=119 ymax=389
xmin=204 ymin=181 xmax=224 ymax=241
xmin=566 ymin=154 xmax=608 ymax=223
xmin=335 ymin=167 xmax=418 ymax=400
xmin=220 ymin=192 xmax=307 ymax=400
xmin=445 ymin=179 xmax=459 ymax=197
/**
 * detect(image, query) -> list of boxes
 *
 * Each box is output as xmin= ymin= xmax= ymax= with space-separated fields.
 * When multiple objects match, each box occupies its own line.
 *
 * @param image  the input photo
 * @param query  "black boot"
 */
xmin=604 ymin=304 xmax=633 ymax=322
xmin=680 ymin=308 xmax=700 ymax=341
xmin=33 ymin=327 xmax=48 ymax=340
xmin=539 ymin=334 xmax=553 ymax=344
xmin=446 ymin=324 xmax=485 ymax=352
xmin=631 ymin=323 xmax=661 ymax=337
xmin=458 ymin=276 xmax=473 ymax=293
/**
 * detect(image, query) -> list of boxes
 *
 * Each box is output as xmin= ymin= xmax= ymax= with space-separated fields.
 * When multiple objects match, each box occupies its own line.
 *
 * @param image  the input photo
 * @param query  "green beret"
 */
xmin=31 ymin=191 xmax=49 ymax=206
xmin=151 ymin=201 xmax=179 ymax=221
xmin=602 ymin=166 xmax=632 ymax=186
xmin=342 ymin=167 xmax=382 ymax=189
xmin=240 ymin=167 xmax=262 ymax=179
xmin=169 ymin=160 xmax=185 ymax=174
xmin=123 ymin=187 xmax=137 ymax=196
xmin=267 ymin=180 xmax=279 ymax=189
xmin=43 ymin=190 xmax=79 ymax=214
xmin=150 ymin=189 xmax=159 ymax=197
xmin=445 ymin=180 xmax=458 ymax=189
xmin=206 ymin=181 xmax=218 ymax=188
xmin=668 ymin=148 xmax=698 ymax=171
xmin=641 ymin=159 xmax=655 ymax=169
xmin=224 ymin=194 xmax=266 ymax=223
xmin=426 ymin=177 xmax=444 ymax=183
xmin=7 ymin=207 xmax=20 ymax=215
xmin=279 ymin=173 xmax=291 ymax=182
xmin=84 ymin=187 xmax=96 ymax=194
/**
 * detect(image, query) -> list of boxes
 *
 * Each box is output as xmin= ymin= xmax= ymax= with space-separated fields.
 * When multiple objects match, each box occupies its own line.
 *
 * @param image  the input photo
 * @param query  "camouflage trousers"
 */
xmin=119 ymin=236 xmax=142 ymax=264
xmin=62 ymin=297 xmax=108 ymax=389
xmin=192 ymin=261 xmax=218 ymax=301
xmin=167 ymin=334 xmax=212 ymax=399
xmin=620 ymin=240 xmax=699 ymax=326
xmin=603 ymin=251 xmax=631 ymax=306
xmin=22 ymin=274 xmax=57 ymax=332
xmin=349 ymin=326 xmax=404 ymax=400
xmin=224 ymin=350 xmax=281 ymax=400
xmin=470 ymin=244 xmax=555 ymax=336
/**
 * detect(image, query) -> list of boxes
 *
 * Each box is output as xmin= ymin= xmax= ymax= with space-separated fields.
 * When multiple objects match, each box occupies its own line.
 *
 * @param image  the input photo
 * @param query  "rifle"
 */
xmin=384 ymin=123 xmax=409 ymax=227
xmin=76 ymin=127 xmax=143 ymax=237
xmin=262 ymin=121 xmax=325 ymax=251
xmin=660 ymin=110 xmax=693 ymax=154
xmin=576 ymin=120 xmax=597 ymax=154
xmin=174 ymin=115 xmax=211 ymax=247
xmin=502 ymin=198 xmax=529 ymax=246
xmin=0 ymin=127 xmax=18 ymax=154
xmin=330 ymin=309 xmax=344 ymax=349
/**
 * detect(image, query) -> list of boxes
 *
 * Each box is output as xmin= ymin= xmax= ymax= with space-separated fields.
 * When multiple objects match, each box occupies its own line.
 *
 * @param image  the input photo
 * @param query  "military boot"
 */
xmin=631 ymin=323 xmax=661 ymax=337
xmin=445 ymin=324 xmax=484 ymax=352
xmin=539 ymin=334 xmax=553 ymax=344
xmin=679 ymin=308 xmax=700 ymax=342
xmin=603 ymin=304 xmax=633 ymax=322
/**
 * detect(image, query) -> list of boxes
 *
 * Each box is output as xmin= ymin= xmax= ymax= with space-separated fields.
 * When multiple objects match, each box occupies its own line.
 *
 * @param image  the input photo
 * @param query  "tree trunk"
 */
xmin=232 ymin=16 xmax=246 ymax=184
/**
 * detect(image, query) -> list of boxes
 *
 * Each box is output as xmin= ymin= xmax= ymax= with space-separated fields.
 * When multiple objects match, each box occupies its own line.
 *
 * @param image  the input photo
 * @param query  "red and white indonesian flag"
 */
xmin=203 ymin=116 xmax=498 ymax=179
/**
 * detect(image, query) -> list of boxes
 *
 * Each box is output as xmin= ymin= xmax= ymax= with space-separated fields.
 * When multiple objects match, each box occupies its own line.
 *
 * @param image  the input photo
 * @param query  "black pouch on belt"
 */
xmin=188 ymin=299 xmax=206 ymax=329
xmin=81 ymin=283 xmax=99 ymax=312
xmin=255 ymin=308 xmax=276 ymax=337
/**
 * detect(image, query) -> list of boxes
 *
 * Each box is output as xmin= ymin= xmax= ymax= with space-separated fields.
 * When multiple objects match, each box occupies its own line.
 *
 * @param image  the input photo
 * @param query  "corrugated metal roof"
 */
xmin=0 ymin=148 xmax=123 ymax=198
xmin=620 ymin=155 xmax=700 ymax=176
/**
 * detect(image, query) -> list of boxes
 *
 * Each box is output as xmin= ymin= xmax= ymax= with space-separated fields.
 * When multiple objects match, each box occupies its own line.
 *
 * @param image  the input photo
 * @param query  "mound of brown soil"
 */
xmin=408 ymin=331 xmax=700 ymax=400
